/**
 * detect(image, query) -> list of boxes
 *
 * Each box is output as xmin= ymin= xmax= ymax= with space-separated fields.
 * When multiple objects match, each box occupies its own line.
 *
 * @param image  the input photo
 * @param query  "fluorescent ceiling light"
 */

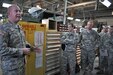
xmin=99 ymin=0 xmax=111 ymax=7
xmin=67 ymin=17 xmax=73 ymax=20
xmin=2 ymin=3 xmax=12 ymax=8
xmin=0 ymin=14 xmax=2 ymax=17
xmin=0 ymin=19 xmax=3 ymax=22
xmin=36 ymin=5 xmax=42 ymax=10
xmin=75 ymin=19 xmax=81 ymax=22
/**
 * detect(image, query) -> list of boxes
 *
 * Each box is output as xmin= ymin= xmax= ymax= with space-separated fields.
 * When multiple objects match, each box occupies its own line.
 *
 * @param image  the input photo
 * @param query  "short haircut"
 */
xmin=88 ymin=20 xmax=94 ymax=23
xmin=7 ymin=4 xmax=20 ymax=15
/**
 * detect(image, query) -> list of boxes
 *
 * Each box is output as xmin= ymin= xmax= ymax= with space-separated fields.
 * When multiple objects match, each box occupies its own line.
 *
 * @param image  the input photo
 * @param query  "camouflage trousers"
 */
xmin=2 ymin=67 xmax=25 ymax=75
xmin=81 ymin=49 xmax=95 ymax=73
xmin=1 ymin=59 xmax=25 ymax=75
xmin=61 ymin=51 xmax=76 ymax=75
xmin=1 ymin=62 xmax=25 ymax=75
xmin=107 ymin=51 xmax=113 ymax=75
xmin=99 ymin=55 xmax=108 ymax=72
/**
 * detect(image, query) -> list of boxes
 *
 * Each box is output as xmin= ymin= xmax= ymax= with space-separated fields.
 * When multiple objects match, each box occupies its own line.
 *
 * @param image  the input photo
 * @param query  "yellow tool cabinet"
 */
xmin=19 ymin=21 xmax=46 ymax=75
xmin=19 ymin=20 xmax=61 ymax=75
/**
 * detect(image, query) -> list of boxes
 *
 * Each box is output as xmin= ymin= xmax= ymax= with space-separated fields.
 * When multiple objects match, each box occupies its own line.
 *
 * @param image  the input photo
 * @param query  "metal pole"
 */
xmin=82 ymin=8 xmax=85 ymax=21
xmin=63 ymin=0 xmax=67 ymax=25
xmin=95 ymin=0 xmax=99 ymax=10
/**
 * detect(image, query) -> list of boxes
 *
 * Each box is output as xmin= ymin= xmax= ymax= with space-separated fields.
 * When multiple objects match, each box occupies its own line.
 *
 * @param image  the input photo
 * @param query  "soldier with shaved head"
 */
xmin=0 ymin=4 xmax=30 ymax=75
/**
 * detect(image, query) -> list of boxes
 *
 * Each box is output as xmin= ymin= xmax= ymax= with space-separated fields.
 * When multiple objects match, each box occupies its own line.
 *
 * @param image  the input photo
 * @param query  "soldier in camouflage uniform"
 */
xmin=79 ymin=20 xmax=100 ymax=75
xmin=99 ymin=26 xmax=108 ymax=36
xmin=60 ymin=24 xmax=79 ymax=75
xmin=104 ymin=26 xmax=113 ymax=75
xmin=0 ymin=5 xmax=30 ymax=75
xmin=96 ymin=26 xmax=108 ymax=74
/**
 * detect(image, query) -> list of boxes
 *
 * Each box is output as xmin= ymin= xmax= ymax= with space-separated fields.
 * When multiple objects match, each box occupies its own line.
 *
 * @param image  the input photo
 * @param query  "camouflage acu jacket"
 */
xmin=60 ymin=32 xmax=79 ymax=52
xmin=0 ymin=22 xmax=26 ymax=70
xmin=79 ymin=29 xmax=100 ymax=50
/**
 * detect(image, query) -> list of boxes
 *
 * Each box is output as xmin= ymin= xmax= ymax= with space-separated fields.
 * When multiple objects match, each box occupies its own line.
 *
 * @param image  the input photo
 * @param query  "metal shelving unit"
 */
xmin=45 ymin=32 xmax=61 ymax=75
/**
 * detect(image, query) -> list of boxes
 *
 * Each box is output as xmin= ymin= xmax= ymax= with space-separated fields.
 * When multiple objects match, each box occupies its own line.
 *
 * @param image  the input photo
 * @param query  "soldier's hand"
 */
xmin=23 ymin=48 xmax=30 ymax=55
xmin=34 ymin=46 xmax=41 ymax=53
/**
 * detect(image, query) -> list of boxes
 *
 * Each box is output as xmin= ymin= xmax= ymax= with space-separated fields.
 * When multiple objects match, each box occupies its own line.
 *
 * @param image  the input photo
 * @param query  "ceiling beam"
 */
xmin=67 ymin=1 xmax=96 ymax=9
xmin=67 ymin=1 xmax=74 ymax=4
xmin=75 ymin=10 xmax=113 ymax=19
xmin=60 ymin=1 xmax=96 ymax=11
